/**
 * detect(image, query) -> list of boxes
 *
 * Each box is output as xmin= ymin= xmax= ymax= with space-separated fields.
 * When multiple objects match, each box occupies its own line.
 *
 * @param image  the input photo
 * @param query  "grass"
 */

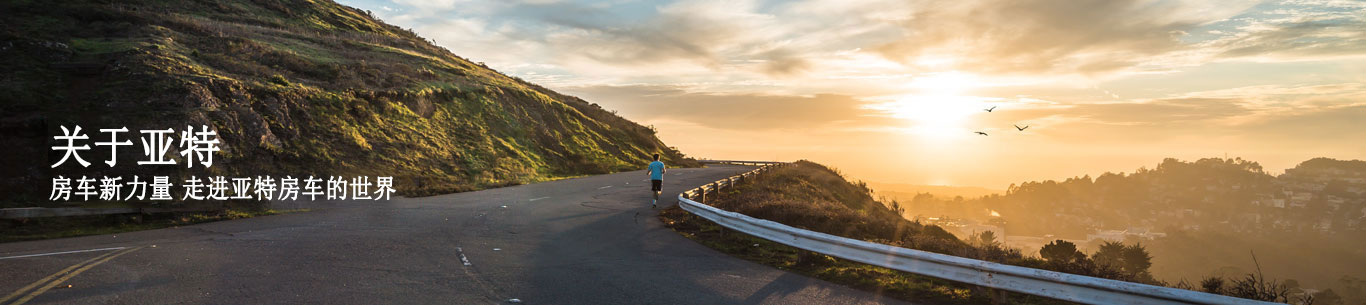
xmin=0 ymin=208 xmax=307 ymax=243
xmin=660 ymin=161 xmax=1070 ymax=304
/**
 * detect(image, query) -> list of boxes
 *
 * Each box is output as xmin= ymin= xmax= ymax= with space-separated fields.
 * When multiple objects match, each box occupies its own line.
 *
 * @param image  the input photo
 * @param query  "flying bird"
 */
xmin=984 ymin=106 xmax=997 ymax=112
xmin=1014 ymin=124 xmax=1029 ymax=131
xmin=974 ymin=131 xmax=988 ymax=136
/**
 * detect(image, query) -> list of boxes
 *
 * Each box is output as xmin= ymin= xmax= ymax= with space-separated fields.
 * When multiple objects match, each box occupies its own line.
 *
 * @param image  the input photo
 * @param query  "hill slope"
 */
xmin=0 ymin=0 xmax=696 ymax=206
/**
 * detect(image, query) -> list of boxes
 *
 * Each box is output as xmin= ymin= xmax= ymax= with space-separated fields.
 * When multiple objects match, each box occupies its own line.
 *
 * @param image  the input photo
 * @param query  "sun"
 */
xmin=867 ymin=71 xmax=992 ymax=138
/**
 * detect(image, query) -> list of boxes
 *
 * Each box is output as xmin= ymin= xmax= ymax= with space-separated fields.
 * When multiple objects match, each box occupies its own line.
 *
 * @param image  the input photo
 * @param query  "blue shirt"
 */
xmin=648 ymin=161 xmax=665 ymax=180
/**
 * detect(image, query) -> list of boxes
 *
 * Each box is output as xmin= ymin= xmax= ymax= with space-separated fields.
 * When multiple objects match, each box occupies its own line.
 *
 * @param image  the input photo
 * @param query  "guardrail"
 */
xmin=697 ymin=159 xmax=784 ymax=167
xmin=676 ymin=163 xmax=1279 ymax=305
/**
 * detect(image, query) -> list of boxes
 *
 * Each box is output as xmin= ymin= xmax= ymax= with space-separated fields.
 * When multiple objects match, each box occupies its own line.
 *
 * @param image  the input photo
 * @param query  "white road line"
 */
xmin=597 ymin=185 xmax=612 ymax=189
xmin=0 ymin=247 xmax=128 ymax=260
xmin=457 ymin=247 xmax=471 ymax=266
xmin=529 ymin=196 xmax=550 ymax=201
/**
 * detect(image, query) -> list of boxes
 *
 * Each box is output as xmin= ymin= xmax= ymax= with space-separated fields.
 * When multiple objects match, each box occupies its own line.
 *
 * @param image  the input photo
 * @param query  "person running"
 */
xmin=647 ymin=153 xmax=666 ymax=208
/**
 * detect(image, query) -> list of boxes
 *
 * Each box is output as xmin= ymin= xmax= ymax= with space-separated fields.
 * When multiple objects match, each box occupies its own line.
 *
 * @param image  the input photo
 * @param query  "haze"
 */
xmin=339 ymin=0 xmax=1366 ymax=189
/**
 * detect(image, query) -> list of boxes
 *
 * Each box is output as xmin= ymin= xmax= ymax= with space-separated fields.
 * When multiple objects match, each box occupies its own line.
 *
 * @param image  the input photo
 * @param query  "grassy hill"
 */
xmin=708 ymin=161 xmax=963 ymax=245
xmin=0 ymin=0 xmax=697 ymax=207
xmin=660 ymin=161 xmax=1039 ymax=303
xmin=661 ymin=161 xmax=1219 ymax=304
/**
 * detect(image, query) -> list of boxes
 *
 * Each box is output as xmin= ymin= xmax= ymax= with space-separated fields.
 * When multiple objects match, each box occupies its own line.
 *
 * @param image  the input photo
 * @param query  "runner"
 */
xmin=647 ymin=153 xmax=666 ymax=208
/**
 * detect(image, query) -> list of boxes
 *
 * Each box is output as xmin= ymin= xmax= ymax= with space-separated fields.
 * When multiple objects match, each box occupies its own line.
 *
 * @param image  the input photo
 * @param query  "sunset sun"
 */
xmin=868 ymin=72 xmax=993 ymax=138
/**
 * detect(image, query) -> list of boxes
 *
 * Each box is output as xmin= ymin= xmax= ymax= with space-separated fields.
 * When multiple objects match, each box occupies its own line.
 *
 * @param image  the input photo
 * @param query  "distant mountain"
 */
xmin=0 ymin=0 xmax=696 ymax=206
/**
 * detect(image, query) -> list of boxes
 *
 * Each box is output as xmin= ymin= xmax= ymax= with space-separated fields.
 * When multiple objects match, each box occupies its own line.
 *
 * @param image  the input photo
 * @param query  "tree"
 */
xmin=1091 ymin=241 xmax=1154 ymax=279
xmin=1121 ymin=243 xmax=1153 ymax=277
xmin=974 ymin=231 xmax=998 ymax=247
xmin=1040 ymin=239 xmax=1084 ymax=264
xmin=1093 ymin=241 xmax=1126 ymax=269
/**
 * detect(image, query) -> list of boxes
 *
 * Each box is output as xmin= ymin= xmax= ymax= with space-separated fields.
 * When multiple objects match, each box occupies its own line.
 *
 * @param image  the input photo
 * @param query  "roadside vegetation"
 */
xmin=662 ymin=160 xmax=1300 ymax=304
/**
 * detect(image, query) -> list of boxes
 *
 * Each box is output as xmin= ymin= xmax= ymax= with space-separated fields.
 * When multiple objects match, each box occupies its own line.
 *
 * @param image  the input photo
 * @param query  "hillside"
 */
xmin=708 ymin=161 xmax=962 ymax=244
xmin=0 ymin=0 xmax=696 ymax=206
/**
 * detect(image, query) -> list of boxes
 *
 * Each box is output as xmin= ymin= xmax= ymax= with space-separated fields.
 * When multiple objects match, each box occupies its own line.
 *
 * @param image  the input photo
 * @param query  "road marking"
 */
xmin=456 ymin=247 xmax=471 ymax=266
xmin=0 ymin=247 xmax=127 ymax=260
xmin=0 ymin=250 xmax=122 ymax=304
xmin=597 ymin=185 xmax=612 ymax=189
xmin=4 ymin=246 xmax=143 ymax=305
xmin=529 ymin=197 xmax=550 ymax=201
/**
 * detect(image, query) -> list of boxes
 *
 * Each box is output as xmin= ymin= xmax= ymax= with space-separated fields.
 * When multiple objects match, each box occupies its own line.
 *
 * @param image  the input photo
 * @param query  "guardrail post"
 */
xmin=712 ymin=181 xmax=721 ymax=199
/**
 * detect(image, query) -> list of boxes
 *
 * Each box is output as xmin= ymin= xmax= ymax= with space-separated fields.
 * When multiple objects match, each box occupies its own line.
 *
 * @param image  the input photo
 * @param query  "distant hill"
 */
xmin=868 ymin=182 xmax=1001 ymax=201
xmin=0 ymin=0 xmax=696 ymax=206
xmin=896 ymin=156 xmax=1366 ymax=298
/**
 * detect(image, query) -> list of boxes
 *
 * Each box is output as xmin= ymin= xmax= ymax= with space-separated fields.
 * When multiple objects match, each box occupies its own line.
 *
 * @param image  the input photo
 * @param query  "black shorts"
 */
xmin=651 ymin=179 xmax=662 ymax=192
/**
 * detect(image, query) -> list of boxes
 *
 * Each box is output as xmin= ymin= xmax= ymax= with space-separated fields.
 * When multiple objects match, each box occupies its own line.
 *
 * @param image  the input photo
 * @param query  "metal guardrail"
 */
xmin=697 ymin=159 xmax=783 ymax=166
xmin=676 ymin=163 xmax=1280 ymax=305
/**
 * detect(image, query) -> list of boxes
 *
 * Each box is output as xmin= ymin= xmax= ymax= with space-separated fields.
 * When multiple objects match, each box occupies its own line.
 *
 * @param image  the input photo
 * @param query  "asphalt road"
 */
xmin=0 ymin=165 xmax=912 ymax=304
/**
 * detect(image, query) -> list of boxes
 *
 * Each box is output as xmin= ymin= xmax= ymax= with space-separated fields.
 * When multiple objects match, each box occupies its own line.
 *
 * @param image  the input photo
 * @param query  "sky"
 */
xmin=338 ymin=0 xmax=1366 ymax=189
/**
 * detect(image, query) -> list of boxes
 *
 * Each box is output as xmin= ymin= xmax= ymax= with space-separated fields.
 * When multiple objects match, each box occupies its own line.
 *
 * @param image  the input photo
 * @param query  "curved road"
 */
xmin=0 ymin=165 xmax=910 ymax=304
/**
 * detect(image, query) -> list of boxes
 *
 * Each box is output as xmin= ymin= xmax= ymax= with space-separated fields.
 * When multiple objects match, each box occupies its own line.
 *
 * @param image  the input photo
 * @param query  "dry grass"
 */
xmin=663 ymin=161 xmax=1073 ymax=304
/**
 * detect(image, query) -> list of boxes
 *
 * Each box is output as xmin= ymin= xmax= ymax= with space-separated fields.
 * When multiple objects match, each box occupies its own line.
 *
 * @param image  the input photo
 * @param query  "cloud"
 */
xmin=488 ymin=0 xmax=808 ymax=74
xmin=872 ymin=0 xmax=1256 ymax=75
xmin=1065 ymin=98 xmax=1252 ymax=125
xmin=389 ymin=0 xmax=466 ymax=11
xmin=1237 ymin=104 xmax=1366 ymax=146
xmin=1212 ymin=13 xmax=1366 ymax=60
xmin=359 ymin=0 xmax=1366 ymax=91
xmin=559 ymin=85 xmax=889 ymax=130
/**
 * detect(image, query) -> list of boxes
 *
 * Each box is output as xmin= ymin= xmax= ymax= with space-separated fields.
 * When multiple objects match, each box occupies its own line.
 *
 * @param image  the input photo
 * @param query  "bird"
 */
xmin=1014 ymin=124 xmax=1029 ymax=131
xmin=974 ymin=131 xmax=988 ymax=136
xmin=984 ymin=106 xmax=997 ymax=112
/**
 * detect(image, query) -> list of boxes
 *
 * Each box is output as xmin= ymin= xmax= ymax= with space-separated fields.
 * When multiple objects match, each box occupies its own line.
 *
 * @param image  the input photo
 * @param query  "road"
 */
xmin=0 ymin=165 xmax=911 ymax=304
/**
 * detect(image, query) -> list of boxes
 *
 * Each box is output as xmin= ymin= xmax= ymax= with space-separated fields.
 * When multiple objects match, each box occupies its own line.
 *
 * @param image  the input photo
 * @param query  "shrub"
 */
xmin=1201 ymin=277 xmax=1226 ymax=294
xmin=267 ymin=73 xmax=289 ymax=86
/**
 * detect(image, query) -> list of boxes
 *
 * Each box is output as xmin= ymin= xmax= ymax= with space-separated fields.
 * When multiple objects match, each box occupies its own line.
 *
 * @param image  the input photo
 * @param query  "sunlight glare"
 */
xmin=867 ymin=95 xmax=992 ymax=138
xmin=869 ymin=71 xmax=994 ymax=139
xmin=909 ymin=71 xmax=976 ymax=96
